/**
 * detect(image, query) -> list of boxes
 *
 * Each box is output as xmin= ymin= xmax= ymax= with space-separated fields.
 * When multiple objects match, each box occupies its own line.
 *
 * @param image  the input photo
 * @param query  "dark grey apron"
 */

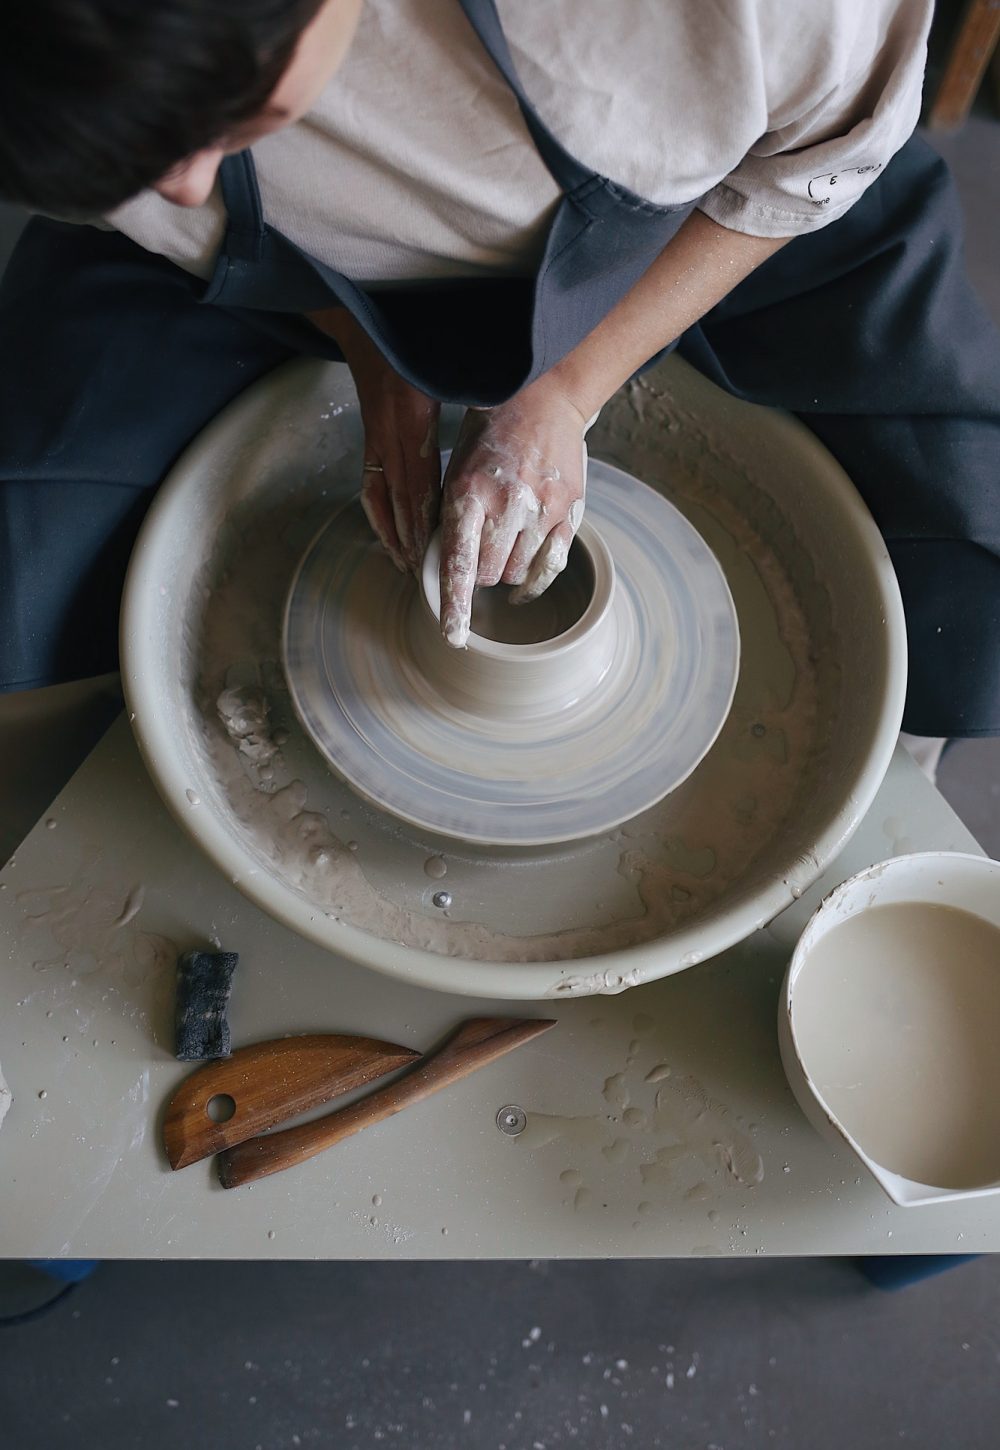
xmin=1 ymin=2 xmax=998 ymax=736
xmin=200 ymin=0 xmax=695 ymax=406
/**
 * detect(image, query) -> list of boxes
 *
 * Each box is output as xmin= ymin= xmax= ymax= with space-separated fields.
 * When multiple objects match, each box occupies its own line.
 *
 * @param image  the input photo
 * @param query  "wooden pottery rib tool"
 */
xmin=163 ymin=1033 xmax=420 ymax=1170
xmin=217 ymin=1016 xmax=556 ymax=1190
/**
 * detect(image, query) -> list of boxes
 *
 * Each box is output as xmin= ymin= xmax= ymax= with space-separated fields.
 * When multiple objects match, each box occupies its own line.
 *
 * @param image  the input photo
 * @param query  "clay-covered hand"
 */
xmin=439 ymin=381 xmax=590 ymax=649
xmin=308 ymin=307 xmax=441 ymax=572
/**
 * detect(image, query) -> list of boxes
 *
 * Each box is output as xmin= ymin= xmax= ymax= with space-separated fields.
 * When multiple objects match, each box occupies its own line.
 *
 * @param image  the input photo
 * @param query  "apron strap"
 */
xmin=216 ymin=0 xmax=592 ymax=261
xmin=457 ymin=0 xmax=592 ymax=193
xmin=218 ymin=150 xmax=267 ymax=263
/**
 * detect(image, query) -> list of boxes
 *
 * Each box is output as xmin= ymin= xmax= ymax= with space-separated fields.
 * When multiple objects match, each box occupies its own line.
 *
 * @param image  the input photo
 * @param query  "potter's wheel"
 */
xmin=121 ymin=355 xmax=906 ymax=998
xmin=283 ymin=463 xmax=739 ymax=846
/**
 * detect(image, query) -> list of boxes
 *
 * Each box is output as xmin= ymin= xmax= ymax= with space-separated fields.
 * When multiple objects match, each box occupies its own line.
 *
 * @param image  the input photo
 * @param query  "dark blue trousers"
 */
xmin=2 ymin=139 xmax=998 ymax=735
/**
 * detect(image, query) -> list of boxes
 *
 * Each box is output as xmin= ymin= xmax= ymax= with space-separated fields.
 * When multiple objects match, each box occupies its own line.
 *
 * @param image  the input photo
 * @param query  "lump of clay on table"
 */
xmin=174 ymin=950 xmax=240 ymax=1061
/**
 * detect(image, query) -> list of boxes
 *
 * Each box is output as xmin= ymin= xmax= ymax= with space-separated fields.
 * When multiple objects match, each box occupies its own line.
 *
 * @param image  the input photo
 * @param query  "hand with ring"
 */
xmin=308 ymin=308 xmax=591 ymax=648
xmin=309 ymin=307 xmax=442 ymax=573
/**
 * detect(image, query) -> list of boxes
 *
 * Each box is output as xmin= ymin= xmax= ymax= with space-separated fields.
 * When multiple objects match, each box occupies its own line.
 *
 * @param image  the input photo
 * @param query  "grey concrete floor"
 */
xmin=3 ymin=1257 xmax=1000 ymax=1450
xmin=2 ymin=104 xmax=1000 ymax=1450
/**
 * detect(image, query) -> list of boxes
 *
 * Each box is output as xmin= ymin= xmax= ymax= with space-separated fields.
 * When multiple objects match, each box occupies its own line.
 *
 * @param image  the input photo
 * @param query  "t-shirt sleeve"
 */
xmin=698 ymin=0 xmax=933 ymax=238
xmin=105 ymin=184 xmax=227 ymax=280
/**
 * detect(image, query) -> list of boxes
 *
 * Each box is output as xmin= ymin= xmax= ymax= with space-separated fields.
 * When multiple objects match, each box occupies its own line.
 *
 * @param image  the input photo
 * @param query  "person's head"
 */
xmin=0 ymin=0 xmax=362 ymax=214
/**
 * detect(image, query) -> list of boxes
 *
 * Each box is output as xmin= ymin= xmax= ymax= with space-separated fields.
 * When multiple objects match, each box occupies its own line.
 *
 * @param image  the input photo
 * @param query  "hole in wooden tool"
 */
xmin=206 ymin=1093 xmax=236 ymax=1124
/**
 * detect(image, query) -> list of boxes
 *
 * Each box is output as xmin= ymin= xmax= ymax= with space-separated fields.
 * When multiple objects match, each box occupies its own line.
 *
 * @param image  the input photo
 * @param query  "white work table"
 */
xmin=0 ymin=715 xmax=992 ymax=1260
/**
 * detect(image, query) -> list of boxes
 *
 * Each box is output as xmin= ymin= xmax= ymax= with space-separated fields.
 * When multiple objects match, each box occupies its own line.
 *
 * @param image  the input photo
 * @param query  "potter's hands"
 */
xmin=308 ymin=307 xmax=441 ymax=573
xmin=309 ymin=308 xmax=592 ymax=649
xmin=429 ymin=212 xmax=790 ymax=645
xmin=439 ymin=379 xmax=590 ymax=649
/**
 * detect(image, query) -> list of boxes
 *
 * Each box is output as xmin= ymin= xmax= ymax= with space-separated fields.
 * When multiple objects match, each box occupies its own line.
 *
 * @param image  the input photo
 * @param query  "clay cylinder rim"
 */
xmin=419 ymin=519 xmax=616 ymax=660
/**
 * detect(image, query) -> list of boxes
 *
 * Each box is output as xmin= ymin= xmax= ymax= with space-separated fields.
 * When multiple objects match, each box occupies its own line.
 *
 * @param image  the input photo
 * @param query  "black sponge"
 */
xmin=174 ymin=950 xmax=239 ymax=1061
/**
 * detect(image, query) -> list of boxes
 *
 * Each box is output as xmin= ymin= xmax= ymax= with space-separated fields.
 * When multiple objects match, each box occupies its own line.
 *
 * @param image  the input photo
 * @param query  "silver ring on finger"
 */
xmin=362 ymin=463 xmax=385 ymax=473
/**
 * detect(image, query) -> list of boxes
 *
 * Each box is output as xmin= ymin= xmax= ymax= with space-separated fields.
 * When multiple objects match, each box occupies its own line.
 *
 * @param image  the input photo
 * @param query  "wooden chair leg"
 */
xmin=928 ymin=0 xmax=1000 ymax=131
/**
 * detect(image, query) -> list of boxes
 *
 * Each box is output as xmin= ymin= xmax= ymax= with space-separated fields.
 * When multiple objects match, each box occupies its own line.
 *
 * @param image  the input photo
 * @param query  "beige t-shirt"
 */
xmin=108 ymin=0 xmax=933 ymax=286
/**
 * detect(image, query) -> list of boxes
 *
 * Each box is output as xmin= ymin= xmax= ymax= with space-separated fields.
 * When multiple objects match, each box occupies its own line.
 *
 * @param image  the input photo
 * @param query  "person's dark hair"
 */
xmin=0 ymin=0 xmax=325 ymax=213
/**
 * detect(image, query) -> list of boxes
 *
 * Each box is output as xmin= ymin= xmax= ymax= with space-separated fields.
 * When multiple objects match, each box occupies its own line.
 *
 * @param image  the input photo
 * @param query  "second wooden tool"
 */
xmin=217 ymin=1016 xmax=556 ymax=1189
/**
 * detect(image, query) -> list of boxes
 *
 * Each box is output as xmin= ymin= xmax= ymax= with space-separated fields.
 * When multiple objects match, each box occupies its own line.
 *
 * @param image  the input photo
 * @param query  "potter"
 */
xmin=4 ymin=0 xmax=999 ymax=756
